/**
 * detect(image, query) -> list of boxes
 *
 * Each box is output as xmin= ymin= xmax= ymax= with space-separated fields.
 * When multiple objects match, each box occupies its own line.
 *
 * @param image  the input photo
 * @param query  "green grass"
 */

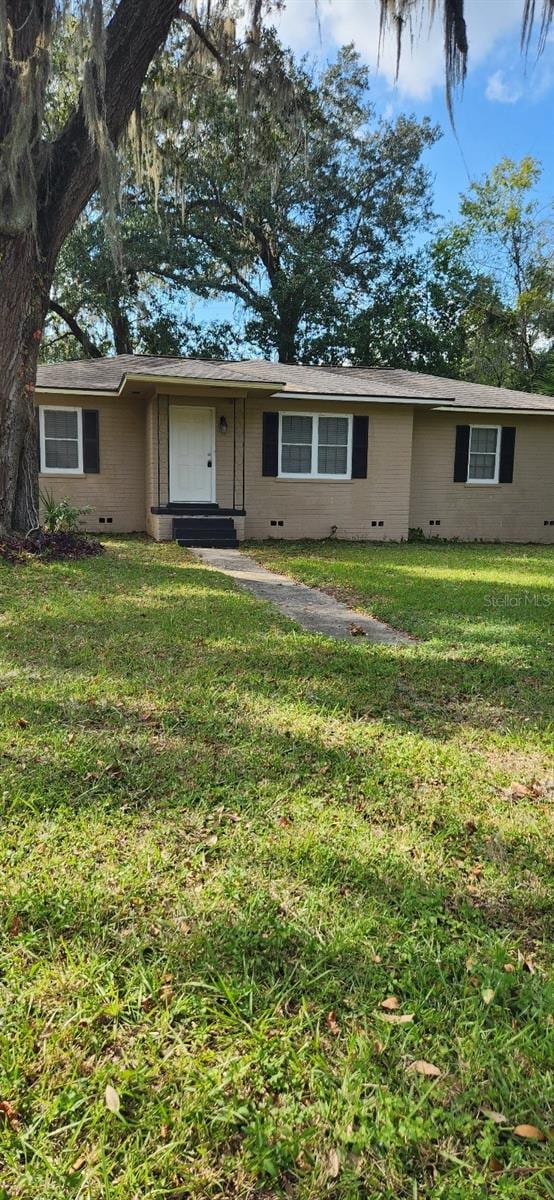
xmin=0 ymin=537 xmax=552 ymax=1199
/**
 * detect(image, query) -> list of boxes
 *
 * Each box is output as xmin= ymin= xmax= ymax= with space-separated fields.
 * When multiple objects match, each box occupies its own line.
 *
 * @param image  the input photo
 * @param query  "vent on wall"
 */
xmin=544 ymin=520 xmax=554 ymax=526
xmin=98 ymin=517 xmax=113 ymax=524
xmin=429 ymin=520 xmax=441 ymax=526
xmin=371 ymin=520 xmax=384 ymax=527
xmin=270 ymin=520 xmax=284 ymax=527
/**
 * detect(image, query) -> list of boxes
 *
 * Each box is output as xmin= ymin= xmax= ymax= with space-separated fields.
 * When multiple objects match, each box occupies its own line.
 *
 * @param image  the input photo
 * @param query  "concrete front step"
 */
xmin=177 ymin=537 xmax=239 ymax=549
xmin=173 ymin=516 xmax=236 ymax=538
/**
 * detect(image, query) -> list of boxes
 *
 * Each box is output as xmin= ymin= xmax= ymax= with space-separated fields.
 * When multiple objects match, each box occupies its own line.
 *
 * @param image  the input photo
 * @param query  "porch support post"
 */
xmin=242 ymin=395 xmax=246 ymax=511
xmin=233 ymin=396 xmax=237 ymax=511
xmin=157 ymin=395 xmax=161 ymax=508
xmin=167 ymin=400 xmax=170 ymax=505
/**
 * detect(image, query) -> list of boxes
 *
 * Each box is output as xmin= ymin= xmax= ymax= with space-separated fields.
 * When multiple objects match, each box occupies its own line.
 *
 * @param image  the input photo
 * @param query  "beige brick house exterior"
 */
xmin=35 ymin=356 xmax=554 ymax=545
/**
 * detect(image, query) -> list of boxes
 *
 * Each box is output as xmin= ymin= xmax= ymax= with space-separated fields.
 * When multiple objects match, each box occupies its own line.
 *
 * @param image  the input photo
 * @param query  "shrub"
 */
xmin=40 ymin=490 xmax=93 ymax=534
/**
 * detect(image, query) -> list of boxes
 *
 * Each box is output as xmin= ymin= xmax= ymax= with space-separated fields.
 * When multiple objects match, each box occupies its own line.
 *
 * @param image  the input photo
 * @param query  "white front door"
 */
xmin=169 ymin=406 xmax=215 ymax=502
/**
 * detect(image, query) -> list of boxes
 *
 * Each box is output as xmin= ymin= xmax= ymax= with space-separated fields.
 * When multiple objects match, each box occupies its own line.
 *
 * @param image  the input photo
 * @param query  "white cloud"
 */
xmin=271 ymin=0 xmax=526 ymax=100
xmin=485 ymin=69 xmax=523 ymax=103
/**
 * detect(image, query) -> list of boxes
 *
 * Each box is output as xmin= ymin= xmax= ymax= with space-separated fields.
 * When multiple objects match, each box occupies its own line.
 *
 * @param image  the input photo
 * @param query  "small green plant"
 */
xmin=39 ymin=490 xmax=93 ymax=533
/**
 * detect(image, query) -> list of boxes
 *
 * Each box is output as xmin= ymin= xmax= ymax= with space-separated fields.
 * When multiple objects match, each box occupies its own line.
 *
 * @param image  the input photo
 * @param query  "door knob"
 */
xmin=207 ymin=459 xmax=212 ymax=467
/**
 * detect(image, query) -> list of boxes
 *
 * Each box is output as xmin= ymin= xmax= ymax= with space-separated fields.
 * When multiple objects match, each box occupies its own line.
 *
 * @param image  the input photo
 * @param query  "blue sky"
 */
xmin=270 ymin=0 xmax=554 ymax=219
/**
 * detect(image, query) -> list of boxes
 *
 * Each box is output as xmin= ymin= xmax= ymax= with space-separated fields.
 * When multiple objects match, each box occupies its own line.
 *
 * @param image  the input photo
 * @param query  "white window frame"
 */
xmin=467 ymin=424 xmax=501 ymax=485
xmin=278 ymin=412 xmax=353 ymax=480
xmin=39 ymin=406 xmax=83 ymax=475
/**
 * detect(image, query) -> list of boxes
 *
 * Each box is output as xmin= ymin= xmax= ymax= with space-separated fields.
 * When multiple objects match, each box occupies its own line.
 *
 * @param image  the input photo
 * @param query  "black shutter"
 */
xmin=83 ymin=409 xmax=100 ymax=473
xmin=351 ymin=415 xmax=369 ymax=478
xmin=453 ymin=424 xmax=470 ymax=482
xmin=499 ymin=426 xmax=516 ymax=483
xmin=36 ymin=409 xmax=41 ymax=471
xmin=262 ymin=412 xmax=279 ymax=476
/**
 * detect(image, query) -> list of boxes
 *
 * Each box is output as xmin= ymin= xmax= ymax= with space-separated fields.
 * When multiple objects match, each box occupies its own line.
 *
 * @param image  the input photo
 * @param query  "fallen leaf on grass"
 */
xmin=8 ymin=915 xmax=21 ymax=936
xmin=373 ymin=1039 xmax=384 ymax=1054
xmin=326 ymin=1011 xmax=340 ymax=1037
xmin=482 ymin=987 xmax=495 ymax=1006
xmin=16 ymin=717 xmax=28 ymax=728
xmin=378 ymin=1012 xmax=414 ymax=1024
xmin=381 ymin=996 xmax=400 ymax=1010
xmin=513 ymin=1124 xmax=546 ymax=1141
xmin=488 ymin=1157 xmax=503 ymax=1175
xmin=502 ymin=782 xmax=533 ymax=800
xmin=349 ymin=624 xmax=366 ymax=637
xmin=406 ymin=1060 xmax=441 ymax=1077
xmin=160 ymin=1124 xmax=170 ymax=1141
xmin=517 ymin=951 xmax=537 ymax=974
xmin=104 ymin=1085 xmax=120 ymax=1115
xmin=327 ymin=1148 xmax=340 ymax=1178
xmin=0 ymin=1100 xmax=21 ymax=1131
xmin=71 ymin=1154 xmax=87 ymax=1172
xmin=481 ymin=1107 xmax=508 ymax=1125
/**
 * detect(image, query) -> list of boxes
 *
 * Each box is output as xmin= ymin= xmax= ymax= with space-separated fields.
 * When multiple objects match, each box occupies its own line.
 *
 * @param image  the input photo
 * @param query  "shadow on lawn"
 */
xmin=2 ymin=548 xmax=552 ymax=826
xmin=2 ymin=547 xmax=553 ymax=1199
xmin=3 ymin=589 xmax=552 ymax=747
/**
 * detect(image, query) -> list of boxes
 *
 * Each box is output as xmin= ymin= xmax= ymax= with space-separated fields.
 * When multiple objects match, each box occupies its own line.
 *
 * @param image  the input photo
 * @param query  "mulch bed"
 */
xmin=0 ymin=532 xmax=104 ymax=565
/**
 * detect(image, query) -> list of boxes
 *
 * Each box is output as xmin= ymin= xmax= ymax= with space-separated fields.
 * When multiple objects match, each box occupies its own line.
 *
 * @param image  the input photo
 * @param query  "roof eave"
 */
xmin=432 ymin=405 xmax=554 ymax=416
xmin=35 ymin=370 xmax=286 ymax=399
xmin=272 ymin=391 xmax=456 ymax=405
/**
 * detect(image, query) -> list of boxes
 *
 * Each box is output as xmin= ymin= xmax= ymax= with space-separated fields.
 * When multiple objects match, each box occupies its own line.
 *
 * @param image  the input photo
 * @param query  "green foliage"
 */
xmin=329 ymin=240 xmax=501 ymax=376
xmin=44 ymin=37 xmax=439 ymax=365
xmin=0 ymin=537 xmax=552 ymax=1196
xmin=39 ymin=490 xmax=93 ymax=533
xmin=452 ymin=157 xmax=554 ymax=390
xmin=173 ymin=39 xmax=439 ymax=363
xmin=42 ymin=40 xmax=553 ymax=393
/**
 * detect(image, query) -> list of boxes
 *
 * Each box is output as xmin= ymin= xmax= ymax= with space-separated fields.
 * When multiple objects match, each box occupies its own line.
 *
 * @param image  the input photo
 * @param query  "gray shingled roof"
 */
xmin=35 ymin=354 xmax=554 ymax=411
xmin=321 ymin=367 xmax=554 ymax=412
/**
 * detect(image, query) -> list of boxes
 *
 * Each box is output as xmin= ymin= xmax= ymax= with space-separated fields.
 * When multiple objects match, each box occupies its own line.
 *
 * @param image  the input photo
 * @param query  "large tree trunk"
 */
xmin=109 ymin=294 xmax=135 ymax=355
xmin=0 ymin=234 xmax=50 ymax=534
xmin=276 ymin=310 xmax=300 ymax=364
xmin=0 ymin=0 xmax=182 ymax=534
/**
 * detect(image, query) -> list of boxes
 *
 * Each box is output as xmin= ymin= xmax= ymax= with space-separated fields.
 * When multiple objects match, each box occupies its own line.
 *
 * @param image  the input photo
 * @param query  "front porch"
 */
xmin=146 ymin=392 xmax=248 ymax=543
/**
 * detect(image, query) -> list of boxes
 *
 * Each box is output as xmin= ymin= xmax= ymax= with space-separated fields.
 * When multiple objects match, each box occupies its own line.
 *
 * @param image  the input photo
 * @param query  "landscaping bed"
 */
xmin=0 ymin=530 xmax=103 ymax=564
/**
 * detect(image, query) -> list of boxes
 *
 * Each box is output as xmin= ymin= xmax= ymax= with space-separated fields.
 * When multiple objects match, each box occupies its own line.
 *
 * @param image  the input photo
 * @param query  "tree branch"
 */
xmin=48 ymin=299 xmax=103 ymax=358
xmin=40 ymin=0 xmax=183 ymax=265
xmin=181 ymin=11 xmax=225 ymax=66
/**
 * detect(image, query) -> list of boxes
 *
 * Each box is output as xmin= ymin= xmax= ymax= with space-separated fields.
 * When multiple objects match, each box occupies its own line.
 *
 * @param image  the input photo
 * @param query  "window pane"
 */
xmin=318 ymin=445 xmax=348 ymax=474
xmin=44 ymin=439 xmax=79 ymax=469
xmin=318 ymin=417 xmax=348 ymax=446
xmin=470 ymin=427 xmax=497 ymax=454
xmin=44 ymin=409 xmax=78 ymax=439
xmin=469 ymin=453 xmax=496 ymax=480
xmin=281 ymin=415 xmax=312 ymax=444
xmin=281 ymin=443 xmax=312 ymax=473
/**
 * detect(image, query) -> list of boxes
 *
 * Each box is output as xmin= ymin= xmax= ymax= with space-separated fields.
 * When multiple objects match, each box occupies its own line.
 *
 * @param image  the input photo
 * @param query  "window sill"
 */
xmin=39 ymin=472 xmax=86 ymax=478
xmin=276 ymin=475 xmax=353 ymax=483
xmin=464 ymin=481 xmax=500 ymax=487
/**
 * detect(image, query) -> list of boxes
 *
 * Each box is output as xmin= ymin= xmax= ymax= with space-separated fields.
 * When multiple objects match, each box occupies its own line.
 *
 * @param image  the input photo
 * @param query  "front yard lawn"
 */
xmin=1 ymin=538 xmax=552 ymax=1198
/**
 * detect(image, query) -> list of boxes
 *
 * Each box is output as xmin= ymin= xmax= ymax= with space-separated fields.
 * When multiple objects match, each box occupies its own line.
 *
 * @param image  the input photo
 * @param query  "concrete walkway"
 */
xmin=189 ymin=547 xmax=413 ymax=646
